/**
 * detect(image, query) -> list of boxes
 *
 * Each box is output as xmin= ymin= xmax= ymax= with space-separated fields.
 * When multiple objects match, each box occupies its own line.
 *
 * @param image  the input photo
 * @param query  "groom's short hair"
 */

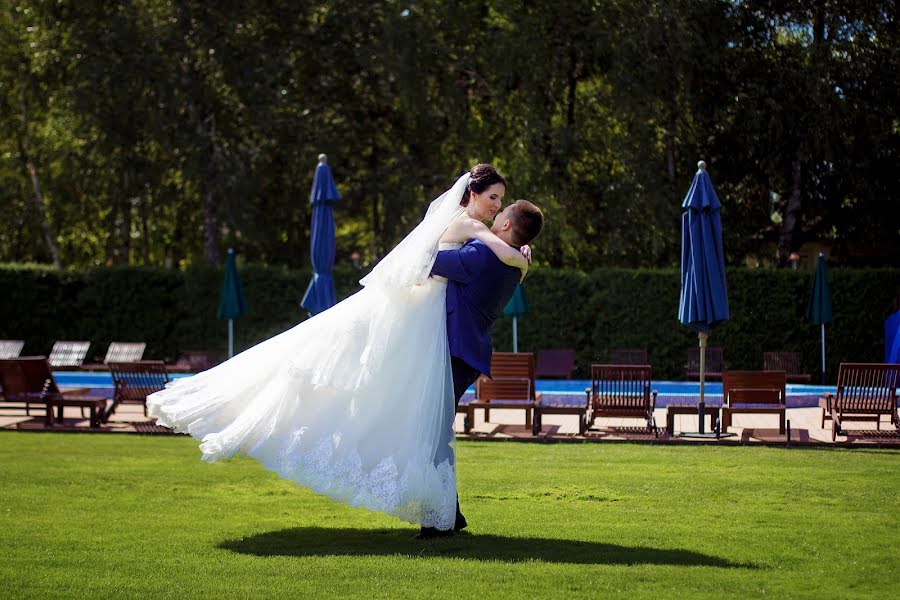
xmin=507 ymin=200 xmax=544 ymax=247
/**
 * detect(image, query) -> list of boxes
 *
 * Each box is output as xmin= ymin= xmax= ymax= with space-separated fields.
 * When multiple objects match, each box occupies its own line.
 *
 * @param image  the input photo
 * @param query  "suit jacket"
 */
xmin=431 ymin=239 xmax=521 ymax=377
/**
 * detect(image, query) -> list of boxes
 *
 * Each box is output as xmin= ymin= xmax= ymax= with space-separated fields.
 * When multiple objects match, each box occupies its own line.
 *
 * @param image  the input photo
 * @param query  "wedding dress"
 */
xmin=147 ymin=174 xmax=471 ymax=530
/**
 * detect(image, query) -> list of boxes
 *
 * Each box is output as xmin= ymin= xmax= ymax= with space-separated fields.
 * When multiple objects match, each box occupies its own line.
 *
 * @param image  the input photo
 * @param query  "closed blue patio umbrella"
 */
xmin=301 ymin=154 xmax=340 ymax=315
xmin=503 ymin=283 xmax=529 ymax=353
xmin=678 ymin=161 xmax=730 ymax=436
xmin=807 ymin=252 xmax=832 ymax=384
xmin=218 ymin=248 xmax=248 ymax=359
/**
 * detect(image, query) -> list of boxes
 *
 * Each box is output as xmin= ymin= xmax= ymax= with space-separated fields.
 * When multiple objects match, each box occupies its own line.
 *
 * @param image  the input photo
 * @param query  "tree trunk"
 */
xmin=664 ymin=109 xmax=676 ymax=182
xmin=368 ymin=143 xmax=383 ymax=257
xmin=203 ymin=188 xmax=220 ymax=264
xmin=778 ymin=155 xmax=803 ymax=265
xmin=19 ymin=92 xmax=60 ymax=267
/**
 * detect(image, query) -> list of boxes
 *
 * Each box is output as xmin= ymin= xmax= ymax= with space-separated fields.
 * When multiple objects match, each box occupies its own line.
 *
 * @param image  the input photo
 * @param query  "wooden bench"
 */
xmin=721 ymin=370 xmax=787 ymax=434
xmin=820 ymin=363 xmax=900 ymax=441
xmin=468 ymin=378 xmax=535 ymax=431
xmin=586 ymin=364 xmax=657 ymax=436
xmin=665 ymin=404 xmax=721 ymax=435
xmin=47 ymin=396 xmax=107 ymax=428
xmin=533 ymin=394 xmax=589 ymax=436
xmin=763 ymin=352 xmax=811 ymax=383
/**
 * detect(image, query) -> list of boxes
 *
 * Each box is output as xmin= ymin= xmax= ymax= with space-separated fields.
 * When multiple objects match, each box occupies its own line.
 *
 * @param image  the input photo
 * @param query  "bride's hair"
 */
xmin=460 ymin=163 xmax=506 ymax=207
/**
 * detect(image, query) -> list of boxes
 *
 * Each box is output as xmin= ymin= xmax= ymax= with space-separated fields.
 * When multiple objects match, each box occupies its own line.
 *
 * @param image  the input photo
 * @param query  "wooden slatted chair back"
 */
xmin=723 ymin=371 xmax=786 ymax=406
xmin=535 ymin=349 xmax=576 ymax=378
xmin=488 ymin=352 xmax=537 ymax=399
xmin=590 ymin=365 xmax=652 ymax=411
xmin=833 ymin=363 xmax=900 ymax=414
xmin=477 ymin=378 xmax=532 ymax=403
xmin=608 ymin=348 xmax=648 ymax=365
xmin=763 ymin=352 xmax=803 ymax=376
xmin=48 ymin=341 xmax=91 ymax=367
xmin=104 ymin=343 xmax=147 ymax=364
xmin=0 ymin=341 xmax=25 ymax=359
xmin=687 ymin=347 xmax=725 ymax=373
xmin=109 ymin=361 xmax=169 ymax=404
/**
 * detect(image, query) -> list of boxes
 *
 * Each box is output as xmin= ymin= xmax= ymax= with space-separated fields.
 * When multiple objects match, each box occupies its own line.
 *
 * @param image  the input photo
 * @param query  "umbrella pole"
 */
xmin=228 ymin=319 xmax=234 ymax=359
xmin=698 ymin=331 xmax=708 ymax=435
xmin=513 ymin=317 xmax=518 ymax=353
xmin=821 ymin=323 xmax=826 ymax=385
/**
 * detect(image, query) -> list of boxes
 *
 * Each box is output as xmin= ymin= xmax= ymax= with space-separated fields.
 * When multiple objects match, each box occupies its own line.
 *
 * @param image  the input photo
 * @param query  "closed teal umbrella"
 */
xmin=503 ymin=283 xmax=528 ymax=352
xmin=807 ymin=252 xmax=832 ymax=383
xmin=217 ymin=248 xmax=248 ymax=358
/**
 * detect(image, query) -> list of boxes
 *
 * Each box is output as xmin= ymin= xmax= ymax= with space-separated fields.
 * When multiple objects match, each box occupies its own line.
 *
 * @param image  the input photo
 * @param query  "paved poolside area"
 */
xmin=1 ymin=389 xmax=898 ymax=447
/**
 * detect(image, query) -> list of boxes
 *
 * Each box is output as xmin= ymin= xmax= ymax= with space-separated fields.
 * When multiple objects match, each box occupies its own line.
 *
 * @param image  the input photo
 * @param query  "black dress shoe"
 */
xmin=415 ymin=527 xmax=455 ymax=540
xmin=454 ymin=514 xmax=468 ymax=532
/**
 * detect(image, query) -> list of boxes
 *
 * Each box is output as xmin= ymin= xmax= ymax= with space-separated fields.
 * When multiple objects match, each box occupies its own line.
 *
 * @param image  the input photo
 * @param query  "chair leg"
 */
xmin=820 ymin=408 xmax=825 ymax=429
xmin=832 ymin=416 xmax=839 ymax=442
xmin=525 ymin=407 xmax=532 ymax=428
xmin=484 ymin=408 xmax=490 ymax=423
xmin=779 ymin=411 xmax=785 ymax=435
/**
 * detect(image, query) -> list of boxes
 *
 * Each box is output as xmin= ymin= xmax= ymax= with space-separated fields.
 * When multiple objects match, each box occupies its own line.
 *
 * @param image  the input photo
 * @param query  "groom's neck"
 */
xmin=495 ymin=231 xmax=518 ymax=248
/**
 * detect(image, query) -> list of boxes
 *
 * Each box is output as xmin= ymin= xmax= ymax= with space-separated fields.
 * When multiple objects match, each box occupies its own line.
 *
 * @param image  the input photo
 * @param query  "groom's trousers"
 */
xmin=449 ymin=356 xmax=481 ymax=529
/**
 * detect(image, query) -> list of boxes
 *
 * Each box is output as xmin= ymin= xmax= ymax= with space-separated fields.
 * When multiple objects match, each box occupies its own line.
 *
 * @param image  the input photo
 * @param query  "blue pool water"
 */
xmin=55 ymin=371 xmax=836 ymax=408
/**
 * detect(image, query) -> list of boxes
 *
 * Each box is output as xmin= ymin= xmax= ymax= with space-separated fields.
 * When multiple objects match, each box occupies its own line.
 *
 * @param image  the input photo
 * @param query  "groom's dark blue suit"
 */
xmin=432 ymin=238 xmax=522 ymax=383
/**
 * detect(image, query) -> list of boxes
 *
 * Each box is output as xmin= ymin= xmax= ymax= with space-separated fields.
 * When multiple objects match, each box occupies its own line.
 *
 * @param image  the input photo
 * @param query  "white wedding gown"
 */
xmin=147 ymin=174 xmax=470 ymax=530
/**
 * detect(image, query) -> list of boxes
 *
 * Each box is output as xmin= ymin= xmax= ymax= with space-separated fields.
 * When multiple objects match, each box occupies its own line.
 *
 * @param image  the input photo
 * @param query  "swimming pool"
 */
xmin=54 ymin=371 xmax=836 ymax=408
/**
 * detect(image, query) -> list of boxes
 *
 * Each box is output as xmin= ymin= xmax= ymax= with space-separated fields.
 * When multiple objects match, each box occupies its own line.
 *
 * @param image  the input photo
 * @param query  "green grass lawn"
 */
xmin=1 ymin=432 xmax=898 ymax=599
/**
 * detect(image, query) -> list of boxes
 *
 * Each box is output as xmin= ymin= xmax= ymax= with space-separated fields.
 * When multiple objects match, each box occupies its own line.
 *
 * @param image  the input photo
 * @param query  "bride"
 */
xmin=147 ymin=164 xmax=528 ymax=531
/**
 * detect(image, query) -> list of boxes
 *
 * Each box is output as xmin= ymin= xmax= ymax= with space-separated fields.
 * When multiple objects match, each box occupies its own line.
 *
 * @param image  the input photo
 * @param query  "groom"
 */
xmin=420 ymin=199 xmax=544 ymax=538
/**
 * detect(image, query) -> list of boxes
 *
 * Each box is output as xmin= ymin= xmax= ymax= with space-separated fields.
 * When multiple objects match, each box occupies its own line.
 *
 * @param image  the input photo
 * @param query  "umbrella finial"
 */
xmin=697 ymin=160 xmax=707 ymax=172
xmin=227 ymin=247 xmax=235 ymax=254
xmin=318 ymin=153 xmax=327 ymax=164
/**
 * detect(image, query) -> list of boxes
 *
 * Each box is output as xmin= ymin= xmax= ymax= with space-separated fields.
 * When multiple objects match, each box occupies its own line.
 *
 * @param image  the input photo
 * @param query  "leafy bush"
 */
xmin=2 ymin=264 xmax=896 ymax=381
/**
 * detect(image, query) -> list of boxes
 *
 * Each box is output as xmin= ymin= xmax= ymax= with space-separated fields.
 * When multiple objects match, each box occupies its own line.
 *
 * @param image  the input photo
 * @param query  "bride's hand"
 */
xmin=520 ymin=245 xmax=532 ymax=264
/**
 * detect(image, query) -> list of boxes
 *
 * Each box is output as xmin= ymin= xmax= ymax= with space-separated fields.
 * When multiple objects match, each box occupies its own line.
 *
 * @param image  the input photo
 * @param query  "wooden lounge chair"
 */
xmin=108 ymin=361 xmax=170 ymax=418
xmin=820 ymin=363 xmax=900 ymax=441
xmin=104 ymin=342 xmax=146 ymax=363
xmin=477 ymin=352 xmax=542 ymax=423
xmin=686 ymin=347 xmax=724 ymax=380
xmin=585 ymin=364 xmax=657 ymax=436
xmin=469 ymin=378 xmax=536 ymax=431
xmin=0 ymin=340 xmax=25 ymax=359
xmin=763 ymin=352 xmax=811 ymax=383
xmin=608 ymin=348 xmax=648 ymax=365
xmin=535 ymin=349 xmax=577 ymax=379
xmin=82 ymin=342 xmax=147 ymax=372
xmin=721 ymin=370 xmax=787 ymax=434
xmin=47 ymin=341 xmax=91 ymax=369
xmin=0 ymin=357 xmax=102 ymax=427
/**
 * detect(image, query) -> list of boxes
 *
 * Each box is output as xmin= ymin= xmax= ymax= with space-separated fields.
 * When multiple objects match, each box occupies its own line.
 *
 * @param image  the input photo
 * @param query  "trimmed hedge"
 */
xmin=2 ymin=263 xmax=897 ymax=382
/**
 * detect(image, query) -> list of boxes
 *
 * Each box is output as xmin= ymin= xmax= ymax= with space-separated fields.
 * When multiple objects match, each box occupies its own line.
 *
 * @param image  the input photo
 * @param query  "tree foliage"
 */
xmin=1 ymin=1 xmax=897 ymax=269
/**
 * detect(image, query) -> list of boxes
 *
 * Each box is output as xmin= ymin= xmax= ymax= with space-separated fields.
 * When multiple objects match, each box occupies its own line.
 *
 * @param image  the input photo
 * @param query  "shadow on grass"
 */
xmin=219 ymin=527 xmax=754 ymax=568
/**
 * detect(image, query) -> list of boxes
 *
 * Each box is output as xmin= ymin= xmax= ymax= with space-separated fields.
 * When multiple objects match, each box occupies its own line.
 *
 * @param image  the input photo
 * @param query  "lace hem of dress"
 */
xmin=194 ymin=432 xmax=457 ymax=530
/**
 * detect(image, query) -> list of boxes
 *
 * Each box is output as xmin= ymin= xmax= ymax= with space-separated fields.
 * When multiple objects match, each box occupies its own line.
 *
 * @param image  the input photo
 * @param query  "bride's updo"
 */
xmin=460 ymin=163 xmax=506 ymax=207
